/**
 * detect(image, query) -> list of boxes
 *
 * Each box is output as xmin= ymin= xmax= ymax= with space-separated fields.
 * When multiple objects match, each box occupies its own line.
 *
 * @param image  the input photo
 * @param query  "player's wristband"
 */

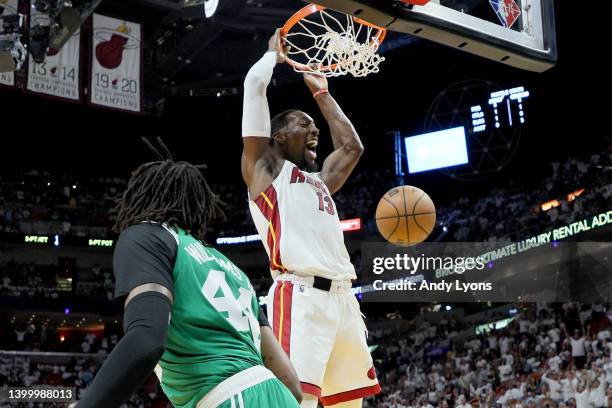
xmin=313 ymin=89 xmax=329 ymax=98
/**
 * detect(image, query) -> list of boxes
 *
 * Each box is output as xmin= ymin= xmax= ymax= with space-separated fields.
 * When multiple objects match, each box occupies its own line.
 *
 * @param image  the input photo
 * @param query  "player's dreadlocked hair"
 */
xmin=113 ymin=137 xmax=224 ymax=242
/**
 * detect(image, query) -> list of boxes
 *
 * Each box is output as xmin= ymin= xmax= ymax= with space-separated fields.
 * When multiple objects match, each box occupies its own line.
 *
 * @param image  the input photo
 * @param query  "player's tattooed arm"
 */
xmin=304 ymin=72 xmax=364 ymax=194
xmin=260 ymin=326 xmax=303 ymax=403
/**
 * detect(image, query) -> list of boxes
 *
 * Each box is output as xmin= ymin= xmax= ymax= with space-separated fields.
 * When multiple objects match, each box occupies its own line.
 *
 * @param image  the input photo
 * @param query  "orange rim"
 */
xmin=280 ymin=3 xmax=387 ymax=73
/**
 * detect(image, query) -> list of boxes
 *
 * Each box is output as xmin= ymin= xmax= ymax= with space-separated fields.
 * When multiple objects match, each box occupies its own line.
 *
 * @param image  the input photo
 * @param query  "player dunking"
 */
xmin=241 ymin=30 xmax=380 ymax=408
xmin=71 ymin=139 xmax=302 ymax=408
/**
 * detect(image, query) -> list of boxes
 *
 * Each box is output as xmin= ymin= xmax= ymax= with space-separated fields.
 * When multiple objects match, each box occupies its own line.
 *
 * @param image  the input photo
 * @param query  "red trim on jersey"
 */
xmin=253 ymin=185 xmax=287 ymax=273
xmin=272 ymin=282 xmax=283 ymax=342
xmin=279 ymin=281 xmax=293 ymax=356
xmin=320 ymin=384 xmax=381 ymax=406
xmin=300 ymin=382 xmax=321 ymax=397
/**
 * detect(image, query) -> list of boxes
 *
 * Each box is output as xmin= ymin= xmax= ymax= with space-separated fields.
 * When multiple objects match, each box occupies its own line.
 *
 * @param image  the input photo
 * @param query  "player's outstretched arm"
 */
xmin=241 ymin=29 xmax=286 ymax=194
xmin=304 ymin=72 xmax=364 ymax=195
xmin=73 ymin=291 xmax=171 ymax=407
xmin=260 ymin=325 xmax=303 ymax=403
xmin=74 ymin=224 xmax=175 ymax=407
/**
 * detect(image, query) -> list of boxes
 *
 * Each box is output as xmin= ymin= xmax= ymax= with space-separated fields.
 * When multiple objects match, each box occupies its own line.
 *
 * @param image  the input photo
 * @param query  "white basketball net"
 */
xmin=283 ymin=9 xmax=385 ymax=78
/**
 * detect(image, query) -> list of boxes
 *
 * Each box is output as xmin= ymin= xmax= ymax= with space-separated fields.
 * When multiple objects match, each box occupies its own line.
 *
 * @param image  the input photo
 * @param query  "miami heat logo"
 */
xmin=94 ymin=21 xmax=139 ymax=70
xmin=489 ymin=0 xmax=521 ymax=28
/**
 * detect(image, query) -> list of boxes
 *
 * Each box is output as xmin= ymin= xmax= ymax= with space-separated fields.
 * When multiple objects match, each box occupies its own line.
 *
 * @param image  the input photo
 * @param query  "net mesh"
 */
xmin=283 ymin=8 xmax=385 ymax=77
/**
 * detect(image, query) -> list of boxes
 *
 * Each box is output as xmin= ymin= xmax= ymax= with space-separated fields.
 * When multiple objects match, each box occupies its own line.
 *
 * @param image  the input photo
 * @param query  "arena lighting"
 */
xmin=541 ymin=199 xmax=560 ymax=212
xmin=540 ymin=188 xmax=585 ymax=211
xmin=216 ymin=234 xmax=261 ymax=245
xmin=340 ymin=218 xmax=362 ymax=232
xmin=567 ymin=188 xmax=585 ymax=202
xmin=404 ymin=127 xmax=469 ymax=174
xmin=217 ymin=218 xmax=363 ymax=244
xmin=204 ymin=0 xmax=218 ymax=18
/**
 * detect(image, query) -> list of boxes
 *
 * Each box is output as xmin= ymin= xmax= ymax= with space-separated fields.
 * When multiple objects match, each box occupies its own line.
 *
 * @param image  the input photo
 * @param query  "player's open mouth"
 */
xmin=305 ymin=140 xmax=317 ymax=161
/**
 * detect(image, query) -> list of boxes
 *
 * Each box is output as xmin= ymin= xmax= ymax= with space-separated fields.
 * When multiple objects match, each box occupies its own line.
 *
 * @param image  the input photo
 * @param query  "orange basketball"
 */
xmin=375 ymin=186 xmax=436 ymax=245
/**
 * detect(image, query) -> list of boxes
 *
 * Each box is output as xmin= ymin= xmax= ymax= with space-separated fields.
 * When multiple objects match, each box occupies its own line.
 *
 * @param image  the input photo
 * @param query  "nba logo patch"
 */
xmin=489 ymin=0 xmax=521 ymax=28
xmin=298 ymin=285 xmax=305 ymax=293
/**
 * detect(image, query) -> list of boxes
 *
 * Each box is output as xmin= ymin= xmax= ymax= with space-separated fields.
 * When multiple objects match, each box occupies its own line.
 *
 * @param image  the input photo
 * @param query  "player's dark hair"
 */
xmin=270 ymin=109 xmax=300 ymax=146
xmin=114 ymin=137 xmax=224 ymax=242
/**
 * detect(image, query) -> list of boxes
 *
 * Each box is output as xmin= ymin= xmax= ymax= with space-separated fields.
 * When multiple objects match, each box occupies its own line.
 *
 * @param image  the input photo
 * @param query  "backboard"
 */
xmin=309 ymin=0 xmax=557 ymax=72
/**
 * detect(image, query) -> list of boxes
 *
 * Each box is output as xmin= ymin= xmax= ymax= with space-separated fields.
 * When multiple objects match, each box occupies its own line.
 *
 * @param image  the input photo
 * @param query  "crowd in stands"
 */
xmin=0 ymin=171 xmax=125 ymax=238
xmin=438 ymin=150 xmax=612 ymax=244
xmin=2 ymin=146 xmax=611 ymax=242
xmin=0 ymin=261 xmax=60 ymax=300
xmin=1 ymin=318 xmax=121 ymax=355
xmin=2 ymin=146 xmax=611 ymax=244
xmin=0 ymin=166 xmax=398 ymax=238
xmin=1 ymin=145 xmax=611 ymax=406
xmin=0 ymin=354 xmax=168 ymax=407
xmin=0 ymin=261 xmax=117 ymax=302
xmin=366 ymin=302 xmax=612 ymax=407
xmin=74 ymin=264 xmax=116 ymax=302
xmin=3 ymin=302 xmax=612 ymax=407
xmin=0 ymin=260 xmax=269 ymax=303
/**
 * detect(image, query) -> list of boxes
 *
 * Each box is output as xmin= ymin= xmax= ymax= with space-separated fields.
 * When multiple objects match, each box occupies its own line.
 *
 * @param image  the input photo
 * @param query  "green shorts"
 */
xmin=217 ymin=377 xmax=300 ymax=408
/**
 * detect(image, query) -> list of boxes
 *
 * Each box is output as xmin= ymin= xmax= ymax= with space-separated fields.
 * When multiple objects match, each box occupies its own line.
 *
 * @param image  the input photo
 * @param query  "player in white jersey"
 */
xmin=241 ymin=29 xmax=380 ymax=408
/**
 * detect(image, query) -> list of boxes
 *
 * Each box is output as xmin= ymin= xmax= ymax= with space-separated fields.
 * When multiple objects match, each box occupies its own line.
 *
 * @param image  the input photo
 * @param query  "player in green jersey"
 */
xmin=73 ymin=138 xmax=302 ymax=408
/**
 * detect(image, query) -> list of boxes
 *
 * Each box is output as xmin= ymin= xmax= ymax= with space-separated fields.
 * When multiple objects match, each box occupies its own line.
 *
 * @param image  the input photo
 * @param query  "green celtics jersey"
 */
xmin=155 ymin=228 xmax=263 ymax=408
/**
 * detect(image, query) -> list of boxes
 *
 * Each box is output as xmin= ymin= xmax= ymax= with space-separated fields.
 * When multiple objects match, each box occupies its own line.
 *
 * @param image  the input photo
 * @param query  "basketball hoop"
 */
xmin=281 ymin=4 xmax=387 ymax=78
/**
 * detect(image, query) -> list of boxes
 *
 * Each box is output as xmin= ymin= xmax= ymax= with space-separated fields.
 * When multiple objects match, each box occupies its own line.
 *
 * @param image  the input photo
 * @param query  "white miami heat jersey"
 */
xmin=248 ymin=160 xmax=356 ymax=281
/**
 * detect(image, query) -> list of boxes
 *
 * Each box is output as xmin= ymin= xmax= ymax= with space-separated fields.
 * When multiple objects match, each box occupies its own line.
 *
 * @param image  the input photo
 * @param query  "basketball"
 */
xmin=375 ymin=186 xmax=436 ymax=245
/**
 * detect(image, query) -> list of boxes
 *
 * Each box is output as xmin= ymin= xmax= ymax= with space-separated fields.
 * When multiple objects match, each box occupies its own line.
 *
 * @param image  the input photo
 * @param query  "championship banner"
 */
xmin=0 ymin=0 xmax=19 ymax=87
xmin=89 ymin=14 xmax=142 ymax=113
xmin=26 ymin=0 xmax=81 ymax=100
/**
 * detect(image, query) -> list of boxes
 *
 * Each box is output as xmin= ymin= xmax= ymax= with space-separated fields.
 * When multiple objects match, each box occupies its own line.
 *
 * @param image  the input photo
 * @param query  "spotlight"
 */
xmin=204 ymin=0 xmax=219 ymax=18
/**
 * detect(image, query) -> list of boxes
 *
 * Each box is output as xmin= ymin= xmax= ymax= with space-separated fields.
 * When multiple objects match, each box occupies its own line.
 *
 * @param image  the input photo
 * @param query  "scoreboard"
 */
xmin=471 ymin=86 xmax=530 ymax=133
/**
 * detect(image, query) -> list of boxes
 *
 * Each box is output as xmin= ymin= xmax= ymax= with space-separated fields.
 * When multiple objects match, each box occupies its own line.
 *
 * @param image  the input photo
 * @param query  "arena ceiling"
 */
xmin=96 ymin=0 xmax=310 ymax=109
xmin=90 ymin=0 xmax=441 ymax=111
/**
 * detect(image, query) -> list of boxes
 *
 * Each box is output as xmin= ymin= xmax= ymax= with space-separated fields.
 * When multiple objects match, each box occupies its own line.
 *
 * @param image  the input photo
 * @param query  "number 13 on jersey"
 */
xmin=316 ymin=192 xmax=335 ymax=215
